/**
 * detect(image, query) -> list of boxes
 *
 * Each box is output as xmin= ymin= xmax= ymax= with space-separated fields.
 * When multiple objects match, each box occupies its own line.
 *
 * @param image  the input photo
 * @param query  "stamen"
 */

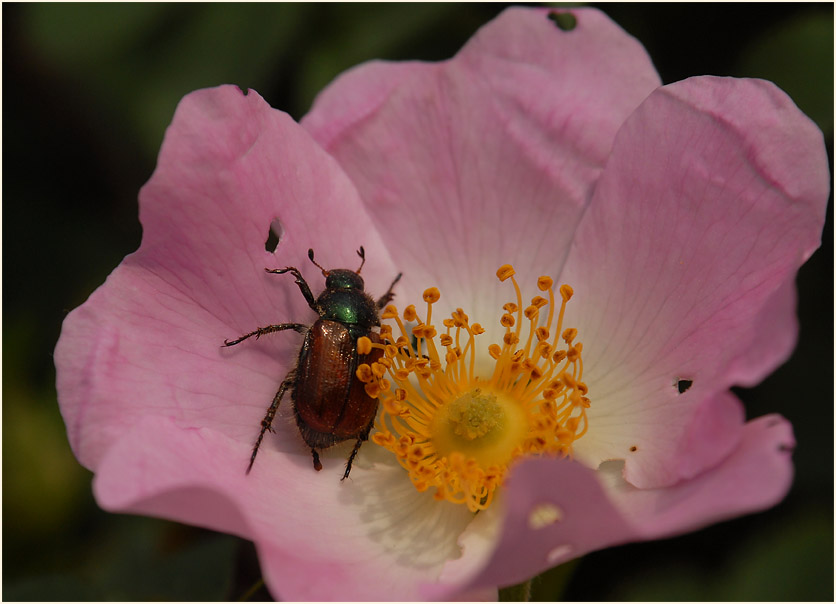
xmin=361 ymin=265 xmax=589 ymax=512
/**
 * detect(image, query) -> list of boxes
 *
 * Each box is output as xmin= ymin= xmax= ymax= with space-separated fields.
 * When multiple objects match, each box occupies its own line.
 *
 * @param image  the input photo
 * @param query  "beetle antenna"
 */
xmin=356 ymin=246 xmax=366 ymax=274
xmin=307 ymin=248 xmax=329 ymax=276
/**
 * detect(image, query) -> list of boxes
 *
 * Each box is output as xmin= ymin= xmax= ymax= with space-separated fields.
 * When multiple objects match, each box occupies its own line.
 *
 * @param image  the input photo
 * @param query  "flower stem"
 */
xmin=237 ymin=577 xmax=265 ymax=602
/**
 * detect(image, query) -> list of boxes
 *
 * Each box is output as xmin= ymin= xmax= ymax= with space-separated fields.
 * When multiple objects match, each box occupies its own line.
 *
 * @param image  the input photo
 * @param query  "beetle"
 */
xmin=224 ymin=247 xmax=401 ymax=479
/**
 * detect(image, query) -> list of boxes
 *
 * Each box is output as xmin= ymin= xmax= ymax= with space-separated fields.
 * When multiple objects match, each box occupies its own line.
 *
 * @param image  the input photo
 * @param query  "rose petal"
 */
xmin=436 ymin=415 xmax=794 ymax=596
xmin=604 ymin=414 xmax=795 ymax=538
xmin=55 ymin=85 xmax=399 ymax=471
xmin=562 ymin=76 xmax=829 ymax=487
xmin=94 ymin=415 xmax=475 ymax=600
xmin=674 ymin=390 xmax=745 ymax=480
xmin=303 ymin=7 xmax=661 ymax=327
xmin=57 ymin=85 xmax=460 ymax=600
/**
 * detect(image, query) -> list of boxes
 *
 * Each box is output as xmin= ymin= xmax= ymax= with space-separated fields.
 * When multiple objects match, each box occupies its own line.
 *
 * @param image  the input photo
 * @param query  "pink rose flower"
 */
xmin=54 ymin=7 xmax=829 ymax=601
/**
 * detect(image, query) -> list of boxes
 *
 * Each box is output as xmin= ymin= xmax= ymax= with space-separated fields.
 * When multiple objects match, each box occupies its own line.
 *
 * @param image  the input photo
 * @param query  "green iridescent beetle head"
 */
xmin=325 ymin=269 xmax=365 ymax=291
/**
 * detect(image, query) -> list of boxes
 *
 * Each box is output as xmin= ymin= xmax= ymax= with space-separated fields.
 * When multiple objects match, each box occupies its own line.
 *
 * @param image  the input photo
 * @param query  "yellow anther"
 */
xmin=530 ymin=295 xmax=548 ymax=309
xmin=403 ymin=305 xmax=417 ymax=322
xmin=356 ymin=336 xmax=372 ymax=355
xmin=382 ymin=305 xmax=398 ymax=319
xmin=524 ymin=305 xmax=539 ymax=320
xmin=383 ymin=397 xmax=408 ymax=416
xmin=501 ymin=313 xmax=516 ymax=328
xmin=560 ymin=284 xmax=574 ymax=301
xmin=440 ymin=334 xmax=453 ymax=347
xmin=543 ymin=387 xmax=559 ymax=401
xmin=423 ymin=287 xmax=441 ymax=303
xmin=562 ymin=328 xmax=578 ymax=344
xmin=372 ymin=431 xmax=396 ymax=447
xmin=503 ymin=302 xmax=519 ymax=313
xmin=537 ymin=276 xmax=553 ymax=291
xmin=535 ymin=327 xmax=550 ymax=341
xmin=496 ymin=264 xmax=516 ymax=281
xmin=356 ymin=364 xmax=373 ymax=382
xmin=413 ymin=324 xmax=437 ymax=339
xmin=488 ymin=344 xmax=502 ymax=359
xmin=472 ymin=323 xmax=485 ymax=335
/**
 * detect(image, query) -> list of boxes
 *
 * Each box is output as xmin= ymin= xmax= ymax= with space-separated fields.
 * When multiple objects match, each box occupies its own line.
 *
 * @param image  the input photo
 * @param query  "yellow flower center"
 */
xmin=356 ymin=264 xmax=590 ymax=512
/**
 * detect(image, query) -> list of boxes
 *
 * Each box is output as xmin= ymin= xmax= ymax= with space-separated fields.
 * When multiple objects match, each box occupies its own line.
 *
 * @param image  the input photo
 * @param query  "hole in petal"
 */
xmin=265 ymin=218 xmax=283 ymax=253
xmin=528 ymin=502 xmax=563 ymax=530
xmin=676 ymin=378 xmax=693 ymax=394
xmin=548 ymin=11 xmax=577 ymax=31
xmin=629 ymin=445 xmax=638 ymax=452
xmin=546 ymin=544 xmax=573 ymax=564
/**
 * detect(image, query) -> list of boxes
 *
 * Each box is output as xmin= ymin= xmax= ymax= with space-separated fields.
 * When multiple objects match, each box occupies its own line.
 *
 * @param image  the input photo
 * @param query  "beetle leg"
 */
xmin=265 ymin=266 xmax=318 ymax=311
xmin=223 ymin=323 xmax=307 ymax=347
xmin=246 ymin=371 xmax=295 ymax=474
xmin=311 ymin=448 xmax=323 ymax=471
xmin=341 ymin=422 xmax=373 ymax=481
xmin=376 ymin=272 xmax=403 ymax=310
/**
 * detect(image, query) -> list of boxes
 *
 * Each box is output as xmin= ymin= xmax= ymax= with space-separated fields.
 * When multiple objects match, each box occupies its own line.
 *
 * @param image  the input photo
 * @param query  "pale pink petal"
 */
xmin=303 ymin=7 xmax=661 ymax=326
xmin=562 ymin=76 xmax=829 ymax=488
xmin=433 ymin=414 xmax=794 ymax=597
xmin=674 ymin=391 xmax=745 ymax=480
xmin=604 ymin=414 xmax=795 ymax=537
xmin=55 ymin=85 xmax=399 ymax=472
xmin=57 ymin=86 xmax=470 ymax=600
xmin=93 ymin=416 xmax=475 ymax=600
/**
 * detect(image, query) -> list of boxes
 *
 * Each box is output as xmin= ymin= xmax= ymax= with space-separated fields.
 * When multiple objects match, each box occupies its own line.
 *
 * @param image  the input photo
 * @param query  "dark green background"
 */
xmin=4 ymin=3 xmax=833 ymax=601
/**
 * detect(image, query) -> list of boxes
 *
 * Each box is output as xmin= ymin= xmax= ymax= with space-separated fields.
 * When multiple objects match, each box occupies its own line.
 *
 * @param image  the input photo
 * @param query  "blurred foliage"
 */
xmin=3 ymin=517 xmax=238 ymax=601
xmin=3 ymin=2 xmax=832 ymax=601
